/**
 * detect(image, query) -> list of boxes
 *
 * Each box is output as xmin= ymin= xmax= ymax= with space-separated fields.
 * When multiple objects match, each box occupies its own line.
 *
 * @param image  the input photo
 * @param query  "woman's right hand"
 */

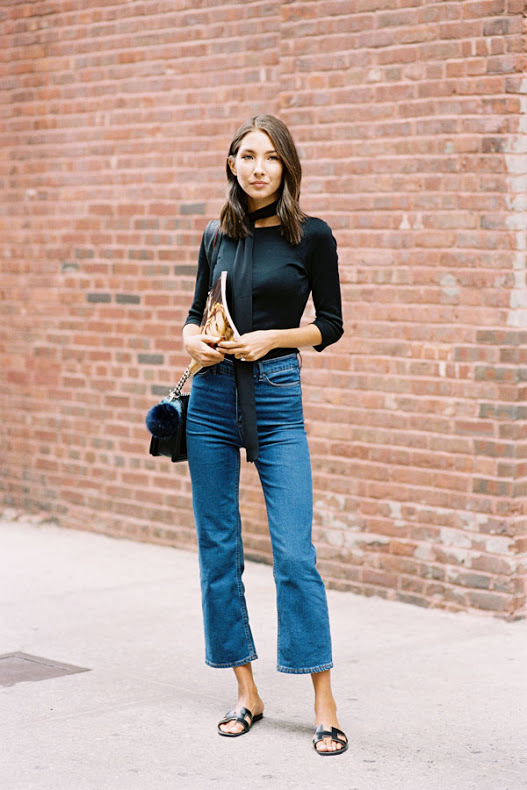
xmin=184 ymin=331 xmax=225 ymax=368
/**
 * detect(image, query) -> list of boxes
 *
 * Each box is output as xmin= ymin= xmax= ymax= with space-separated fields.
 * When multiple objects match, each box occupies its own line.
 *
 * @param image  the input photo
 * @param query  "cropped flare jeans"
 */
xmin=186 ymin=354 xmax=333 ymax=674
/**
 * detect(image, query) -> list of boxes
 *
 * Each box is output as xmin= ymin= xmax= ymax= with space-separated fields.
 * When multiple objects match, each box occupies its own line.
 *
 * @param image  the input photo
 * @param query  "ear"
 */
xmin=227 ymin=155 xmax=237 ymax=176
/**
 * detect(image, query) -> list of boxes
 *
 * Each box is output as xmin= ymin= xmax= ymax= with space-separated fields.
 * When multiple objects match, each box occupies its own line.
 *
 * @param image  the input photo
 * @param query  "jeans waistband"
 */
xmin=211 ymin=352 xmax=301 ymax=380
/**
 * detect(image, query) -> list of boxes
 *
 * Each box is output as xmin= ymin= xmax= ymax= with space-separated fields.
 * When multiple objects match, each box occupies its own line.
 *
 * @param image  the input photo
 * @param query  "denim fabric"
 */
xmin=186 ymin=354 xmax=333 ymax=674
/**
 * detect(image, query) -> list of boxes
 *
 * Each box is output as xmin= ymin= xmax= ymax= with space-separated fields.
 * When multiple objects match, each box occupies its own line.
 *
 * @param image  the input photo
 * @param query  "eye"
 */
xmin=269 ymin=155 xmax=280 ymax=161
xmin=241 ymin=154 xmax=253 ymax=160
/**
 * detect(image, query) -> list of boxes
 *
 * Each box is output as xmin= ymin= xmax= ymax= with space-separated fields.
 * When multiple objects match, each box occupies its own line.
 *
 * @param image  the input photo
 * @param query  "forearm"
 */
xmin=217 ymin=324 xmax=323 ymax=362
xmin=267 ymin=323 xmax=323 ymax=351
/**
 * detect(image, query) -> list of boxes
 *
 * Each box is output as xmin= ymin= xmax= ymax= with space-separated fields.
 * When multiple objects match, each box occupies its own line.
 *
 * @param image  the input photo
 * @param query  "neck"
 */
xmin=254 ymin=215 xmax=280 ymax=228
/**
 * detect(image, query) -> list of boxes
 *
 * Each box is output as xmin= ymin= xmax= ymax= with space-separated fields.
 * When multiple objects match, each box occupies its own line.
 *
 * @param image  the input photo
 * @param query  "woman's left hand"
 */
xmin=218 ymin=330 xmax=277 ymax=362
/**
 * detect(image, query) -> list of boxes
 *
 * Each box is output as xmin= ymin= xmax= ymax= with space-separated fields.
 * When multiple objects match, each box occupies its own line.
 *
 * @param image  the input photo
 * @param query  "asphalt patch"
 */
xmin=0 ymin=652 xmax=90 ymax=687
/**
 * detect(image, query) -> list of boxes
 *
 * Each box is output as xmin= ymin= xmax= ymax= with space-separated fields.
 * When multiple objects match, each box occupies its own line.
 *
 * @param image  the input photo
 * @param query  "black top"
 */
xmin=184 ymin=216 xmax=344 ymax=358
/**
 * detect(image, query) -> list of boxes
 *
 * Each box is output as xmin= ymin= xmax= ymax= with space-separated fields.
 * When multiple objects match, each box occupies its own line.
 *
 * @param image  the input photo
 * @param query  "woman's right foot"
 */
xmin=218 ymin=694 xmax=265 ymax=735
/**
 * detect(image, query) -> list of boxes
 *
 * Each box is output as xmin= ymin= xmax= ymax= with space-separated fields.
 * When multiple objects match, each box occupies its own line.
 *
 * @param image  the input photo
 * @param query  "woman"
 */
xmin=182 ymin=115 xmax=347 ymax=755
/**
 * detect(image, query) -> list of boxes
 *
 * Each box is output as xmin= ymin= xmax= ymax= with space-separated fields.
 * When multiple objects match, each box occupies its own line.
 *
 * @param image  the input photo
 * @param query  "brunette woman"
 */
xmin=182 ymin=115 xmax=347 ymax=755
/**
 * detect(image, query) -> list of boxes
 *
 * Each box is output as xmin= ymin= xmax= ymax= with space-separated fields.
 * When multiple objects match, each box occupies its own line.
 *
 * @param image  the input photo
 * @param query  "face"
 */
xmin=229 ymin=129 xmax=284 ymax=210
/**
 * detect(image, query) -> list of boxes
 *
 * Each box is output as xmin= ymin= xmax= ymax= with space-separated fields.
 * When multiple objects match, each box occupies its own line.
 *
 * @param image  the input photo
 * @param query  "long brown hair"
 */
xmin=220 ymin=115 xmax=307 ymax=245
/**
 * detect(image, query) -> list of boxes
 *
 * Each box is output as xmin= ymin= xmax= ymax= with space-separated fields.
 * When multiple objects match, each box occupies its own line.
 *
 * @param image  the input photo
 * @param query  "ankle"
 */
xmin=314 ymin=698 xmax=337 ymax=716
xmin=237 ymin=682 xmax=259 ymax=698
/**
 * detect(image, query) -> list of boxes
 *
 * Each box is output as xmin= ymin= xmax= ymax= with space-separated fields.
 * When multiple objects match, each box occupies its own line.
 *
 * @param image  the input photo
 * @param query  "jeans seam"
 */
xmin=276 ymin=661 xmax=333 ymax=674
xmin=234 ymin=449 xmax=256 ymax=659
xmin=206 ymin=654 xmax=258 ymax=669
xmin=272 ymin=560 xmax=280 ymax=669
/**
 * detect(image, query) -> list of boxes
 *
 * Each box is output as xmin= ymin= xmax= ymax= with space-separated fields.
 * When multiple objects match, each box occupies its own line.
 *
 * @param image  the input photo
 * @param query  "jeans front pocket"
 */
xmin=262 ymin=366 xmax=300 ymax=388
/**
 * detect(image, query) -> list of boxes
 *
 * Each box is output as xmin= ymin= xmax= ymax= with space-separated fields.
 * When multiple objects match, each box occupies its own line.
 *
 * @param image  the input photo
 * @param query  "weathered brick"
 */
xmin=474 ymin=440 xmax=516 ymax=458
xmin=173 ymin=265 xmax=197 ymax=276
xmin=448 ymin=570 xmax=492 ymax=589
xmin=478 ymin=403 xmax=520 ymax=420
xmin=483 ymin=17 xmax=512 ymax=36
xmin=466 ymin=590 xmax=510 ymax=612
xmin=86 ymin=293 xmax=112 ymax=303
xmin=473 ymin=478 xmax=513 ymax=497
xmin=138 ymin=354 xmax=164 ymax=365
xmin=180 ymin=203 xmax=206 ymax=215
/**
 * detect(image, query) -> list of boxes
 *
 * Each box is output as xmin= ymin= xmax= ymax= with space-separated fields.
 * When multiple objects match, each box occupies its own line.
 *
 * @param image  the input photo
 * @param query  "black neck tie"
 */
xmin=230 ymin=200 xmax=279 ymax=462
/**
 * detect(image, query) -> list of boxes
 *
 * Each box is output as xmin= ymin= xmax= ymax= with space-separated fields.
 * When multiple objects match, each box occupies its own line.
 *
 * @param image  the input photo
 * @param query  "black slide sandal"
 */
xmin=217 ymin=706 xmax=264 ymax=737
xmin=313 ymin=724 xmax=349 ymax=756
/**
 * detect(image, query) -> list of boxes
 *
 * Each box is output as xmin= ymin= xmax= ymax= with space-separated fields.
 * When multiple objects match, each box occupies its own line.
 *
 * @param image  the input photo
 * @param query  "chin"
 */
xmin=249 ymin=190 xmax=278 ymax=204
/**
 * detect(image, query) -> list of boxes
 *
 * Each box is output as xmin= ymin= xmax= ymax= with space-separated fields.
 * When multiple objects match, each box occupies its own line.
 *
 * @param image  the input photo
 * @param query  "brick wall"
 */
xmin=1 ymin=0 xmax=526 ymax=618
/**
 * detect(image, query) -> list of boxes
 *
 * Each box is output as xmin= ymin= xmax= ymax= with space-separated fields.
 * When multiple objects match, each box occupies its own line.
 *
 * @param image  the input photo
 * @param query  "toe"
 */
xmin=220 ymin=719 xmax=244 ymax=735
xmin=315 ymin=734 xmax=345 ymax=753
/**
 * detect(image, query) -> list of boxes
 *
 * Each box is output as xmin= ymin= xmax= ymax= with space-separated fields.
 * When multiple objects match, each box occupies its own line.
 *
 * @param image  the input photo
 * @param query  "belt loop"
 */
xmin=297 ymin=351 xmax=303 ymax=371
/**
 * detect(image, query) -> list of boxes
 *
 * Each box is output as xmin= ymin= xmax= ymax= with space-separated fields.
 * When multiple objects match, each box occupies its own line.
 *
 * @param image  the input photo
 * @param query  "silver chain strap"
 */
xmin=166 ymin=364 xmax=192 ymax=401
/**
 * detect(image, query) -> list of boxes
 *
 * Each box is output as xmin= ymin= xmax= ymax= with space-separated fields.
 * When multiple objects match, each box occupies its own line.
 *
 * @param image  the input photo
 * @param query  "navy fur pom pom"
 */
xmin=145 ymin=399 xmax=184 ymax=439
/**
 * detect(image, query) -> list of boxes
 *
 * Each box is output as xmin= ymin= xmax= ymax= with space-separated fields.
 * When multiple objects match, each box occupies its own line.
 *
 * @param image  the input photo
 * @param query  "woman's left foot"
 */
xmin=313 ymin=700 xmax=346 ymax=754
xmin=313 ymin=723 xmax=348 ymax=755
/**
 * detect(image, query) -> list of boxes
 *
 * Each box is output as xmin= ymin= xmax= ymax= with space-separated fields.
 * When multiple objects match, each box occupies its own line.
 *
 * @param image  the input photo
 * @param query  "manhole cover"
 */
xmin=0 ymin=652 xmax=90 ymax=687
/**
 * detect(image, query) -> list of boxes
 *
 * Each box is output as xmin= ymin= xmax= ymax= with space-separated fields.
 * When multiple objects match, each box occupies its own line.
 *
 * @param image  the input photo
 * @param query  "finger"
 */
xmin=217 ymin=338 xmax=242 ymax=348
xmin=198 ymin=341 xmax=223 ymax=355
xmin=200 ymin=334 xmax=221 ymax=346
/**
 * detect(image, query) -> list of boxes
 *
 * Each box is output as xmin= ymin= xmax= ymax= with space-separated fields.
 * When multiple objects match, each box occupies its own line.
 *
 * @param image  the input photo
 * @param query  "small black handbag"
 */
xmin=146 ymin=366 xmax=192 ymax=463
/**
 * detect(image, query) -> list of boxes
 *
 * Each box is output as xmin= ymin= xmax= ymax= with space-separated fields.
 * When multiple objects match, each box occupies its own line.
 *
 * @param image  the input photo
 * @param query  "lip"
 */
xmin=250 ymin=181 xmax=268 ymax=187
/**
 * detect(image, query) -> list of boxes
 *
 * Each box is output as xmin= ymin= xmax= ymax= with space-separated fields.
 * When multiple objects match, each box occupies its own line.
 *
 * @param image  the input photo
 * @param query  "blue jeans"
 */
xmin=186 ymin=354 xmax=333 ymax=674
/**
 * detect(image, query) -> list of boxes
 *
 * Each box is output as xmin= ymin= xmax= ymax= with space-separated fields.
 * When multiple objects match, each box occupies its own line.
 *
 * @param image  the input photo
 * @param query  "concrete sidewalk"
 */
xmin=1 ymin=513 xmax=525 ymax=790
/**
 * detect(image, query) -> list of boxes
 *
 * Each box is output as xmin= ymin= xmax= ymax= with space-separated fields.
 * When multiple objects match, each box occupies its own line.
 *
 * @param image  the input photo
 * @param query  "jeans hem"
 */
xmin=276 ymin=661 xmax=333 ymax=675
xmin=206 ymin=653 xmax=258 ymax=669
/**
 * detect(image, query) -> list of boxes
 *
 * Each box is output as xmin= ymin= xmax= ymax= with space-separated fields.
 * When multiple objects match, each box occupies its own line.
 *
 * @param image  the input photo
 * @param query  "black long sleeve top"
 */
xmin=184 ymin=216 xmax=344 ymax=359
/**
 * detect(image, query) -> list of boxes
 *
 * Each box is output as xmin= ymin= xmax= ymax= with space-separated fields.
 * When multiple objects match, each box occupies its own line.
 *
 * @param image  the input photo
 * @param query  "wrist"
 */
xmin=183 ymin=324 xmax=199 ymax=348
xmin=269 ymin=329 xmax=281 ymax=350
xmin=183 ymin=334 xmax=197 ymax=354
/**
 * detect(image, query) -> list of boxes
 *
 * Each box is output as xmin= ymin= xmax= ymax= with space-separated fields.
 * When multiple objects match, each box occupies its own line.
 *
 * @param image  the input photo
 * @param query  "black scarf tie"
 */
xmin=230 ymin=199 xmax=279 ymax=462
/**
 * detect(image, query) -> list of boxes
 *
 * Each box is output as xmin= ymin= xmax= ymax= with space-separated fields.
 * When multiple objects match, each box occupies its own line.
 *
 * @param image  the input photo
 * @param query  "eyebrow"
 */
xmin=239 ymin=147 xmax=279 ymax=155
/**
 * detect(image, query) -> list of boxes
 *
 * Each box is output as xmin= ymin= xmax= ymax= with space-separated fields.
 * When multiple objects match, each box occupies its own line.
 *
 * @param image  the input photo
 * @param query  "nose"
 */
xmin=252 ymin=158 xmax=265 ymax=175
